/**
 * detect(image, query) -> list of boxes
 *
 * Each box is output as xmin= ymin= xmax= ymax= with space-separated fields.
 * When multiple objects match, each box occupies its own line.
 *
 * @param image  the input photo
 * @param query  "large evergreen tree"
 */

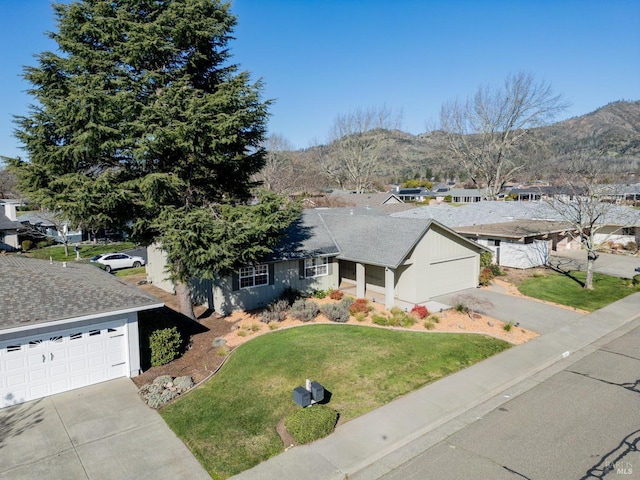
xmin=11 ymin=0 xmax=299 ymax=319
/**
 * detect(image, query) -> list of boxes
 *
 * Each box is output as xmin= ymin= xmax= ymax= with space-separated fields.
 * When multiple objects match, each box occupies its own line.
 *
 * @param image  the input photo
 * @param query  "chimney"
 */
xmin=3 ymin=202 xmax=17 ymax=221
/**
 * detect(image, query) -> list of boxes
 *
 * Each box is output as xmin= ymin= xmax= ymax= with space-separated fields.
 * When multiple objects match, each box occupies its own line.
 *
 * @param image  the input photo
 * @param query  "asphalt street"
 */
xmin=379 ymin=321 xmax=640 ymax=480
xmin=550 ymin=250 xmax=640 ymax=279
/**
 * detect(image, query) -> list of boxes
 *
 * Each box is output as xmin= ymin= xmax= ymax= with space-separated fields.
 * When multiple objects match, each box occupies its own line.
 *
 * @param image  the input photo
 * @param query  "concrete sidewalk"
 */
xmin=232 ymin=292 xmax=640 ymax=480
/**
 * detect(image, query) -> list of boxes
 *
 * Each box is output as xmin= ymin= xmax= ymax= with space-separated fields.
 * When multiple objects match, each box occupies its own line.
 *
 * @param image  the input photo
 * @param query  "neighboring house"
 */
xmin=454 ymin=220 xmax=579 ymax=269
xmin=146 ymin=209 xmax=488 ymax=314
xmin=324 ymin=190 xmax=413 ymax=214
xmin=392 ymin=201 xmax=640 ymax=267
xmin=390 ymin=187 xmax=432 ymax=203
xmin=437 ymin=188 xmax=484 ymax=203
xmin=17 ymin=212 xmax=85 ymax=244
xmin=0 ymin=256 xmax=163 ymax=408
xmin=0 ymin=201 xmax=21 ymax=251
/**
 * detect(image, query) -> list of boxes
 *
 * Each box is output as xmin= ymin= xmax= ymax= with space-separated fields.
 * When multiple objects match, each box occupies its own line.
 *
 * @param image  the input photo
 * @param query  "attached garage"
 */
xmin=427 ymin=256 xmax=478 ymax=297
xmin=0 ymin=256 xmax=163 ymax=408
xmin=320 ymin=213 xmax=488 ymax=307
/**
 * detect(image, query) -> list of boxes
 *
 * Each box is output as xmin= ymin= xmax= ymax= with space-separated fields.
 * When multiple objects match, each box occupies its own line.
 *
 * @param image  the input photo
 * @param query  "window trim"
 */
xmin=305 ymin=257 xmax=329 ymax=278
xmin=239 ymin=264 xmax=269 ymax=289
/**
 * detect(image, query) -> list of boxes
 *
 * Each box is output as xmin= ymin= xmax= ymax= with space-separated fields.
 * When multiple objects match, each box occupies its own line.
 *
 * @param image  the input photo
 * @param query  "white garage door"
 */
xmin=0 ymin=319 xmax=127 ymax=408
xmin=428 ymin=256 xmax=477 ymax=297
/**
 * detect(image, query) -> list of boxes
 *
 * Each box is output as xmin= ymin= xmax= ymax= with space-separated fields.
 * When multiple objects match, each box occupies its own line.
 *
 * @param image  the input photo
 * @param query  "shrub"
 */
xmin=285 ymin=405 xmax=339 ymax=444
xmin=147 ymin=389 xmax=179 ymax=409
xmin=633 ymin=275 xmax=640 ymax=287
xmin=624 ymin=241 xmax=637 ymax=252
xmin=480 ymin=251 xmax=493 ymax=268
xmin=488 ymin=263 xmax=504 ymax=276
xmin=320 ymin=303 xmax=350 ymax=322
xmin=426 ymin=314 xmax=440 ymax=323
xmin=173 ymin=376 xmax=195 ymax=390
xmin=280 ymin=287 xmax=302 ymax=305
xmin=138 ymin=383 xmax=163 ymax=396
xmin=503 ymin=321 xmax=514 ymax=332
xmin=312 ymin=289 xmax=328 ymax=299
xmin=149 ymin=327 xmax=182 ymax=367
xmin=290 ymin=299 xmax=320 ymax=322
xmin=371 ymin=313 xmax=389 ymax=326
xmin=21 ymin=240 xmax=33 ymax=251
xmin=153 ymin=375 xmax=174 ymax=386
xmin=424 ymin=319 xmax=436 ymax=330
xmin=328 ymin=289 xmax=344 ymax=300
xmin=479 ymin=267 xmax=494 ymax=286
xmin=389 ymin=307 xmax=416 ymax=328
xmin=410 ymin=305 xmax=429 ymax=319
xmin=354 ymin=312 xmax=367 ymax=322
xmin=348 ymin=298 xmax=371 ymax=315
xmin=36 ymin=237 xmax=56 ymax=249
xmin=455 ymin=302 xmax=469 ymax=314
xmin=260 ymin=299 xmax=290 ymax=323
xmin=339 ymin=297 xmax=354 ymax=309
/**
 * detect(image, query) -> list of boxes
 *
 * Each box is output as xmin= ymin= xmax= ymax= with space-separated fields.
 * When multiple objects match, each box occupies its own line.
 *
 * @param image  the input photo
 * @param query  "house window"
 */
xmin=623 ymin=227 xmax=635 ymax=236
xmin=305 ymin=257 xmax=328 ymax=278
xmin=239 ymin=265 xmax=269 ymax=289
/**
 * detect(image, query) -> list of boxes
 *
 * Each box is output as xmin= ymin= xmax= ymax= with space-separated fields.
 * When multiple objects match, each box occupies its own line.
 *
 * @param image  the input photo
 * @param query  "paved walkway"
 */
xmin=0 ymin=378 xmax=211 ymax=480
xmin=232 ymin=292 xmax=640 ymax=480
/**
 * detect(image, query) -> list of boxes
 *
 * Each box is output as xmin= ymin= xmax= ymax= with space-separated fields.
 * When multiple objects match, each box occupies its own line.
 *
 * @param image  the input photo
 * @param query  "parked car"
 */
xmin=90 ymin=252 xmax=145 ymax=273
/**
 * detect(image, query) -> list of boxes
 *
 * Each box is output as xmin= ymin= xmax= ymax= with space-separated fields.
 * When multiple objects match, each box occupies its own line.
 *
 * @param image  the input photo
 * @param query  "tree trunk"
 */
xmin=584 ymin=250 xmax=597 ymax=289
xmin=63 ymin=241 xmax=69 ymax=257
xmin=175 ymin=280 xmax=197 ymax=321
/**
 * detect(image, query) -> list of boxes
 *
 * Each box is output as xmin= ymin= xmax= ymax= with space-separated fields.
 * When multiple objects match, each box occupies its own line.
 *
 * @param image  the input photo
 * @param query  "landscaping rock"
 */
xmin=212 ymin=337 xmax=227 ymax=347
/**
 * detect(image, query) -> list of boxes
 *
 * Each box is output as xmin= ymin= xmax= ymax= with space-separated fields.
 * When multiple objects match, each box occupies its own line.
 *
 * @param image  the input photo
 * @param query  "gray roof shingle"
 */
xmin=0 ymin=213 xmax=20 ymax=231
xmin=391 ymin=201 xmax=640 ymax=227
xmin=0 ymin=256 xmax=163 ymax=330
xmin=319 ymin=213 xmax=434 ymax=268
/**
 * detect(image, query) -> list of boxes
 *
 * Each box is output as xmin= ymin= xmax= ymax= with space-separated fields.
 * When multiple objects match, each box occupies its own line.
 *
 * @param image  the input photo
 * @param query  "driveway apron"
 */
xmin=433 ymin=286 xmax=585 ymax=334
xmin=0 ymin=377 xmax=211 ymax=480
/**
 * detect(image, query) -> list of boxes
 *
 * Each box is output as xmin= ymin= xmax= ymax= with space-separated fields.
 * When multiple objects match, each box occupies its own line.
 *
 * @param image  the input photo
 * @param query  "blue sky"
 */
xmin=0 ymin=0 xmax=638 ymax=161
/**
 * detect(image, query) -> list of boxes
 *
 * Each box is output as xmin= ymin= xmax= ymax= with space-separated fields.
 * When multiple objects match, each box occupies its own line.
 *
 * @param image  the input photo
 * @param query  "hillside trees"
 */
xmin=439 ymin=72 xmax=568 ymax=199
xmin=10 ymin=0 xmax=299 ymax=319
xmin=320 ymin=105 xmax=403 ymax=193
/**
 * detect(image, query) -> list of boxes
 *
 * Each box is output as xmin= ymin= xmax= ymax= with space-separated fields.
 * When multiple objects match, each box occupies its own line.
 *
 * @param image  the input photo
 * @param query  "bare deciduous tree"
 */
xmin=321 ymin=105 xmax=403 ymax=193
xmin=543 ymin=153 xmax=639 ymax=289
xmin=0 ymin=166 xmax=18 ymax=199
xmin=255 ymin=134 xmax=296 ymax=194
xmin=440 ymin=72 xmax=568 ymax=199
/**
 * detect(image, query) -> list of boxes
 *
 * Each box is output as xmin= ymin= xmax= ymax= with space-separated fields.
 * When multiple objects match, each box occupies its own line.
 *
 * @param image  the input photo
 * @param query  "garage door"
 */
xmin=428 ymin=256 xmax=477 ymax=297
xmin=0 ymin=319 xmax=128 ymax=408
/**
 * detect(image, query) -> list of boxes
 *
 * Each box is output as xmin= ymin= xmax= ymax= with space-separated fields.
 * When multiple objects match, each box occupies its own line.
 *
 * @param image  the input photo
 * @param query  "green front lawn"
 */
xmin=518 ymin=270 xmax=640 ymax=311
xmin=160 ymin=325 xmax=510 ymax=479
xmin=28 ymin=242 xmax=135 ymax=262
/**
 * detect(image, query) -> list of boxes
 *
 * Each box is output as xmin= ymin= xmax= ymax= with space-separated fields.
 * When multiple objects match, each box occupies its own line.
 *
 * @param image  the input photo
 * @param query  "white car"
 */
xmin=91 ymin=252 xmax=145 ymax=273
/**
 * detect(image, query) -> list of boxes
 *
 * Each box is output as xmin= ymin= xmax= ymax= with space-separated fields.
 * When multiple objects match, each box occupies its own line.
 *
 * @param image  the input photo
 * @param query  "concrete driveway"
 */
xmin=433 ymin=286 xmax=585 ymax=334
xmin=550 ymin=249 xmax=640 ymax=278
xmin=0 ymin=378 xmax=211 ymax=480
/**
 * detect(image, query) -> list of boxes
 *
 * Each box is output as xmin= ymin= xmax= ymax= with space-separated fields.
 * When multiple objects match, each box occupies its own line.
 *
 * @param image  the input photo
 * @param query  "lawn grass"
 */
xmin=28 ymin=241 xmax=135 ymax=262
xmin=114 ymin=266 xmax=146 ymax=277
xmin=518 ymin=270 xmax=640 ymax=312
xmin=160 ymin=325 xmax=510 ymax=479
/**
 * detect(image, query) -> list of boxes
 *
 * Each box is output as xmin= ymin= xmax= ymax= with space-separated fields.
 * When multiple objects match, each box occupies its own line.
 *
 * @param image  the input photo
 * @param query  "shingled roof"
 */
xmin=0 ymin=256 xmax=163 ymax=331
xmin=0 ymin=213 xmax=20 ymax=231
xmin=320 ymin=213 xmax=434 ymax=268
